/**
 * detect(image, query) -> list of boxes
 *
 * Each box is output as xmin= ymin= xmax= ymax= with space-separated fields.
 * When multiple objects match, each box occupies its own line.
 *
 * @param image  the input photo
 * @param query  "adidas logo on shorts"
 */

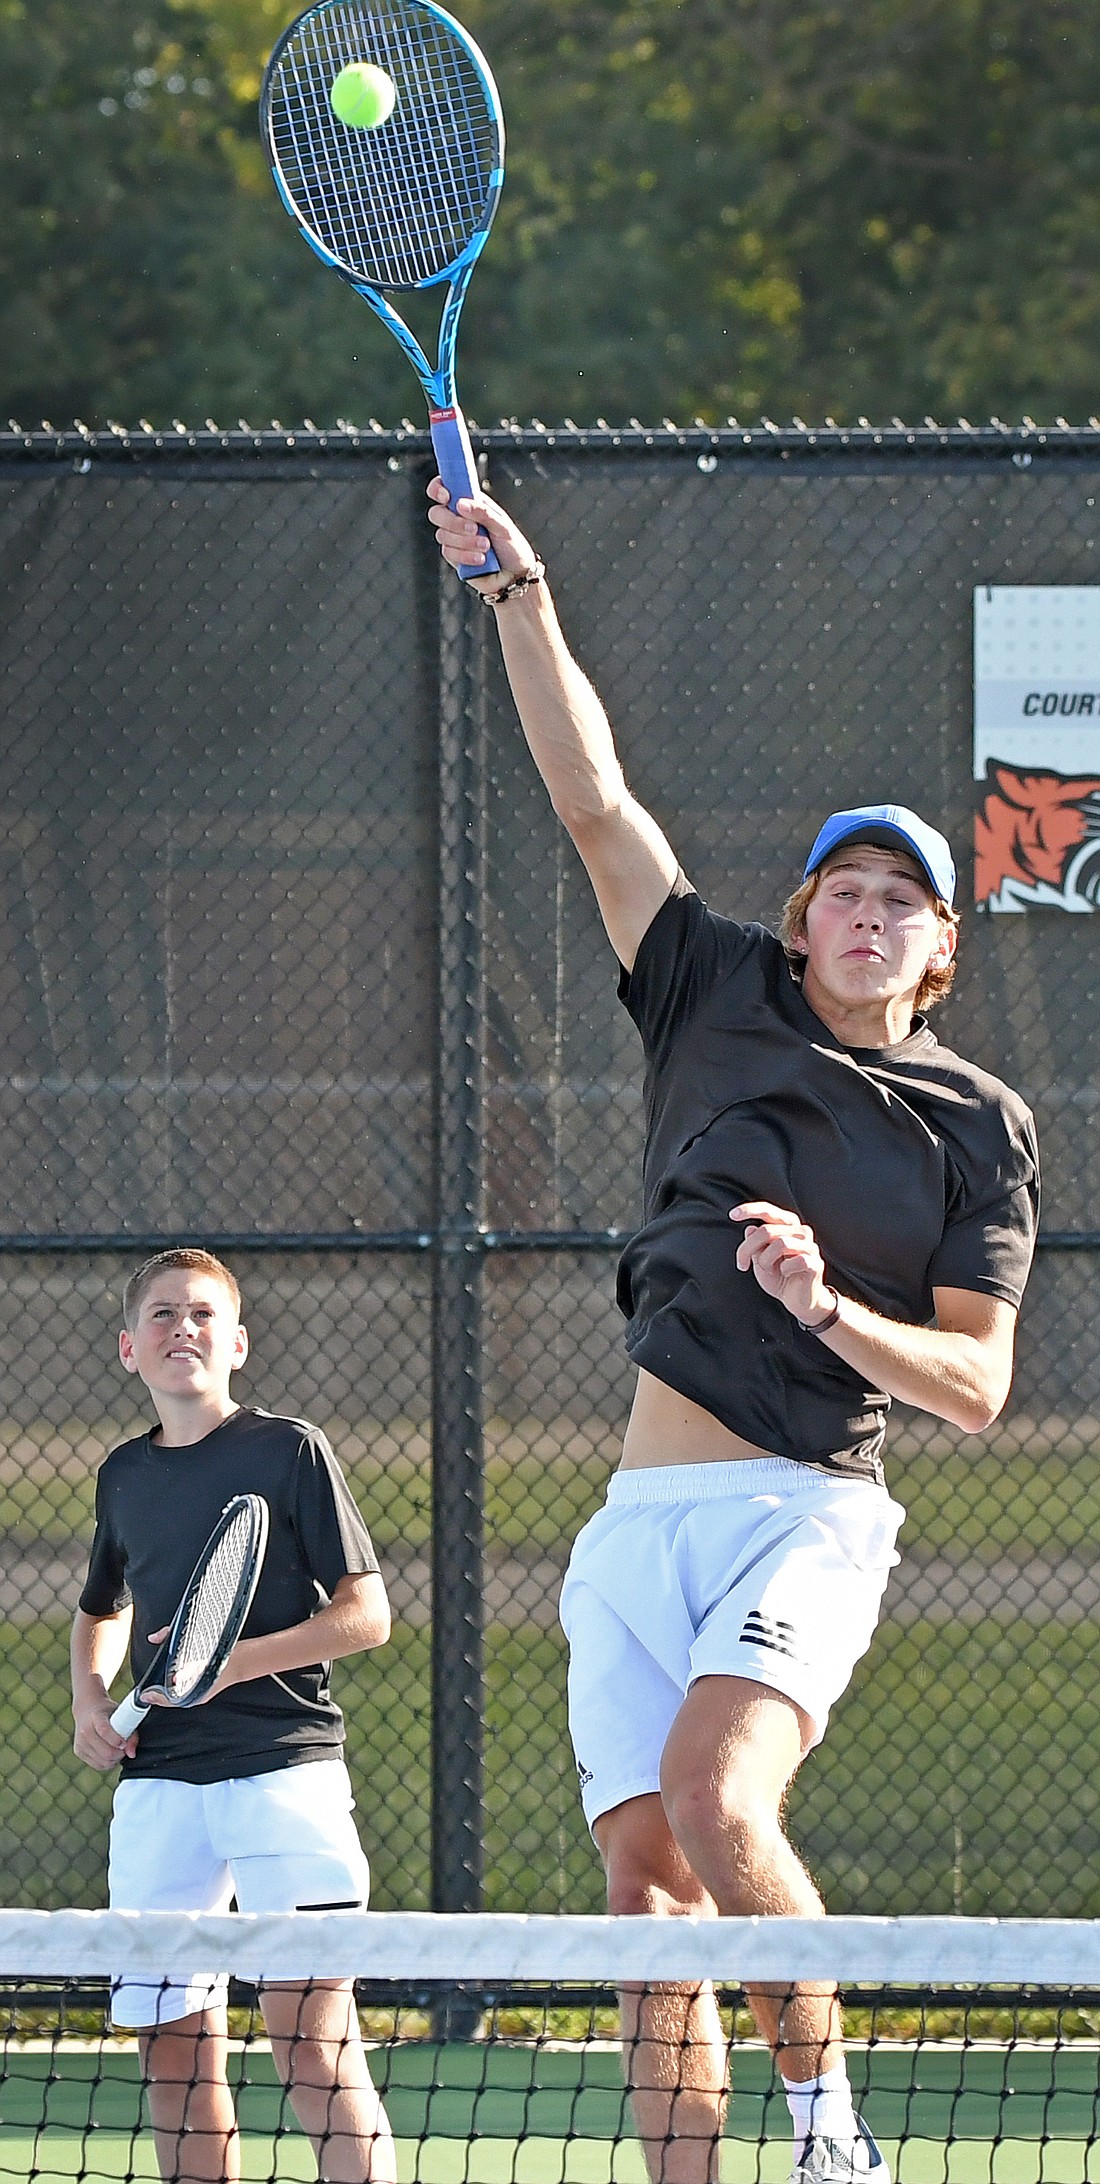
xmin=739 ymin=1609 xmax=800 ymax=1661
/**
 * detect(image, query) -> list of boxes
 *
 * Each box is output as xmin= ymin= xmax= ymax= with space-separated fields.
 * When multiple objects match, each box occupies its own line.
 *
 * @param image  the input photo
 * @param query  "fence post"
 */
xmin=431 ymin=569 xmax=487 ymax=1935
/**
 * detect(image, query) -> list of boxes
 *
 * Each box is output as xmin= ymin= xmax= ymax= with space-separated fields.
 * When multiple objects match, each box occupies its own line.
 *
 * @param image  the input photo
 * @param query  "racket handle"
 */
xmin=430 ymin=408 xmax=500 ymax=582
xmin=109 ymin=1691 xmax=147 ymax=1739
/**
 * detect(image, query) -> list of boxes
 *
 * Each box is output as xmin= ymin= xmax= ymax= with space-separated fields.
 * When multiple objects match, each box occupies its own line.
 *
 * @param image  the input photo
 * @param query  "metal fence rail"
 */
xmin=0 ymin=423 xmax=1096 ymax=1918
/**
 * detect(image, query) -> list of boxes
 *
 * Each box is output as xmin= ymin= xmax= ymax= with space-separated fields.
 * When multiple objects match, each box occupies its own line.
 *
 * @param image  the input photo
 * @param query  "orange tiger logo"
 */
xmin=975 ymin=764 xmax=1100 ymax=910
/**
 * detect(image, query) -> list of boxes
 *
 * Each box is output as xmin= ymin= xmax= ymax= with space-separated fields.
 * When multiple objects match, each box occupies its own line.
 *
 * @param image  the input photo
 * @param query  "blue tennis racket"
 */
xmin=261 ymin=0 xmax=504 ymax=579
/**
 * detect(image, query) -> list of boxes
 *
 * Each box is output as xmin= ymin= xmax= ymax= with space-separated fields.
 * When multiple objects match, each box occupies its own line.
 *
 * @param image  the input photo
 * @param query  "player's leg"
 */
xmin=260 ymin=1980 xmax=397 ymax=2184
xmin=659 ymin=1676 xmax=843 ymax=2074
xmin=137 ymin=2008 xmax=239 ymax=2184
xmin=562 ymin=1545 xmax=727 ymax=2184
xmin=595 ymin=1792 xmax=727 ymax=2184
xmin=224 ymin=1762 xmax=397 ymax=2182
xmin=657 ymin=1469 xmax=904 ymax=2178
xmin=108 ymin=1778 xmax=239 ymax=2184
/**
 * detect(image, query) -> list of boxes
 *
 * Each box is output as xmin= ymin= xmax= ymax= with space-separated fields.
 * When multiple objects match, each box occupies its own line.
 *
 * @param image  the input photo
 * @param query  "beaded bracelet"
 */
xmin=480 ymin=560 xmax=546 ymax=605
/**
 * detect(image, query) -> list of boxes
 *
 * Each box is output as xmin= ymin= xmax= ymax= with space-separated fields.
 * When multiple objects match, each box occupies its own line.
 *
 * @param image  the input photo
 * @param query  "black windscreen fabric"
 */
xmin=0 ymin=434 xmax=1096 ymax=1920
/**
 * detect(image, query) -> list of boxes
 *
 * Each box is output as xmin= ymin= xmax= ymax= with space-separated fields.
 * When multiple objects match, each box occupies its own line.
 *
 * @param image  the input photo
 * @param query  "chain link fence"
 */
xmin=0 ymin=421 xmax=1097 ymax=1918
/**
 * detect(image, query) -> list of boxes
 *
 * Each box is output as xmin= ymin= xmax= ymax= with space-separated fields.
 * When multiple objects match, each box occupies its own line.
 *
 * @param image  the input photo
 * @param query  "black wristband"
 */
xmin=797 ymin=1288 xmax=842 ymax=1335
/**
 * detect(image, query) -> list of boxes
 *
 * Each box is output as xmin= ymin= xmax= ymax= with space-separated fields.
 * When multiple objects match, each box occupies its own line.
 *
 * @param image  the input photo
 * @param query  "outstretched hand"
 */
xmin=426 ymin=477 xmax=539 ymax=592
xmin=730 ymin=1200 xmax=837 ymax=1329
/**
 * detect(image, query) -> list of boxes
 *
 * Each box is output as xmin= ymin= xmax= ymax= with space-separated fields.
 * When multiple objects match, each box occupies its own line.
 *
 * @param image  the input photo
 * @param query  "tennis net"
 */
xmin=1 ymin=1911 xmax=1098 ymax=2184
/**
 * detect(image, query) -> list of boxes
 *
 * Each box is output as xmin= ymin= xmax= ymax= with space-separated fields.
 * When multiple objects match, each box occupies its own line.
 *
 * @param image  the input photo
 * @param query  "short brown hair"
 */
xmin=122 ymin=1248 xmax=241 ymax=1330
xmin=778 ymin=869 xmax=960 ymax=1012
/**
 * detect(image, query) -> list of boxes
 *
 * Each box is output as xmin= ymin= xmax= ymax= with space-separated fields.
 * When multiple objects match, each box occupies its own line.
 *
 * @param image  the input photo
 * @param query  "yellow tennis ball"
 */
xmin=330 ymin=62 xmax=396 ymax=129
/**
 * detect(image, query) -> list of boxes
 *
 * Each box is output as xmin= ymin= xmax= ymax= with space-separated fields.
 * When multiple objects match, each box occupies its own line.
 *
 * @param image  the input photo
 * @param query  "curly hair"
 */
xmin=778 ymin=870 xmax=960 ymax=1012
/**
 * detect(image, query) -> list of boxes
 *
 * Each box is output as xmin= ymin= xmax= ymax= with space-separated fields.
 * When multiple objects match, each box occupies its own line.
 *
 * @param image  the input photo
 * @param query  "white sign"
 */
xmin=973 ymin=586 xmax=1100 ymax=911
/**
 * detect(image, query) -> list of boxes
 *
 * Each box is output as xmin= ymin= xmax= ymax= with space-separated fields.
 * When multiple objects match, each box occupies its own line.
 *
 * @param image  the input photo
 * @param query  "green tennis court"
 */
xmin=2 ymin=2039 xmax=1098 ymax=2184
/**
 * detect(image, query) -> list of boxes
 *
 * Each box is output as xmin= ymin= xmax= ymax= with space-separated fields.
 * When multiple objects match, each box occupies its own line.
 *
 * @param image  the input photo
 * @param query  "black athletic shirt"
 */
xmin=79 ymin=1406 xmax=381 ymax=1783
xmin=616 ymin=890 xmax=1039 ymax=1481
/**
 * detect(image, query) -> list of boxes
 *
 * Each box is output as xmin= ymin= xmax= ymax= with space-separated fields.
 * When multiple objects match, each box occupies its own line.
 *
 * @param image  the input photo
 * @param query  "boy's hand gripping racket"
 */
xmin=109 ymin=1494 xmax=270 ymax=1741
xmin=261 ymin=0 xmax=505 ymax=579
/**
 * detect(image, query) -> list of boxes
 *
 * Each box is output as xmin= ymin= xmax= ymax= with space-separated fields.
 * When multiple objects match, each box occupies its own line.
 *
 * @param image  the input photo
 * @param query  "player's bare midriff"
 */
xmin=618 ymin=1366 xmax=777 ymax=1469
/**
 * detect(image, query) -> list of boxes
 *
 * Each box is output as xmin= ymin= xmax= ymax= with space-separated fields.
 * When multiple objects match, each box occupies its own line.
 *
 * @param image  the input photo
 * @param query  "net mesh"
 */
xmin=264 ymin=3 xmax=503 ymax=288
xmin=1 ymin=1913 xmax=1097 ymax=2184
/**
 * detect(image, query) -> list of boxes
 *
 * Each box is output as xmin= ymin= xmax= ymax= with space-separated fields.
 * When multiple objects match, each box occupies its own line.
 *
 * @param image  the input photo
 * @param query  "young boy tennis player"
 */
xmin=71 ymin=1246 xmax=396 ymax=2184
xmin=427 ymin=481 xmax=1039 ymax=2184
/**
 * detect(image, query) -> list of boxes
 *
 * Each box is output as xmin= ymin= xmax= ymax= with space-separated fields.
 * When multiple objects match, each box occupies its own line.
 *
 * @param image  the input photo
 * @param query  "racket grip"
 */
xmin=430 ymin=408 xmax=500 ymax=582
xmin=109 ymin=1691 xmax=147 ymax=1739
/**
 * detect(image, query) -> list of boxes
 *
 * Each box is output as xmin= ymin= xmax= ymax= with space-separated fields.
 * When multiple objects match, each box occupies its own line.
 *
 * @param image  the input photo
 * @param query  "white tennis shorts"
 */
xmin=107 ymin=1757 xmax=371 ymax=2027
xmin=559 ymin=1458 xmax=905 ymax=1831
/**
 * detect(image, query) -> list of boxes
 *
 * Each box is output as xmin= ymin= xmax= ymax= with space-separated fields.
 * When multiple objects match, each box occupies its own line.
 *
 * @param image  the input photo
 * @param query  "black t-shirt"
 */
xmin=616 ymin=891 xmax=1039 ymax=1481
xmin=79 ymin=1406 xmax=381 ymax=1783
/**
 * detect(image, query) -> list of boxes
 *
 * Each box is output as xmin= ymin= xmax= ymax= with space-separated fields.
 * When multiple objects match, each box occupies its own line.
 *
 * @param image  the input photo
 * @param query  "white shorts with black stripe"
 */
xmin=107 ymin=1757 xmax=371 ymax=2027
xmin=559 ymin=1457 xmax=904 ymax=1832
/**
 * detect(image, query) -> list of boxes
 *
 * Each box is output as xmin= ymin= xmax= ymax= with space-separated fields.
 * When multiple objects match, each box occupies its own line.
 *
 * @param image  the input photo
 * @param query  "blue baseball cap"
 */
xmin=803 ymin=804 xmax=956 ymax=907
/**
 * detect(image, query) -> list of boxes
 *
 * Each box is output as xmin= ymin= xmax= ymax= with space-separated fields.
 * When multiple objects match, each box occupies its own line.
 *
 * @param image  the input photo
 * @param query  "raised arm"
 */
xmin=428 ymin=479 xmax=680 ymax=970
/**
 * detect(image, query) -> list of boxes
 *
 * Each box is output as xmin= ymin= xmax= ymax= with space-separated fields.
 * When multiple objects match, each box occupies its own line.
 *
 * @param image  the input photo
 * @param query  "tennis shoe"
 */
xmin=788 ymin=2116 xmax=889 ymax=2183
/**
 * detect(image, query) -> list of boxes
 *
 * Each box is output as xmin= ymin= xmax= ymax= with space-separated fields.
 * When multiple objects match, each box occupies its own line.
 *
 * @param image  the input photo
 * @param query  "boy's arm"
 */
xmin=733 ymin=1202 xmax=1020 ymax=1429
xmin=428 ymin=480 xmax=681 ymax=972
xmin=71 ymin=1604 xmax=138 ymax=1769
xmin=202 ymin=1571 xmax=391 ymax=1701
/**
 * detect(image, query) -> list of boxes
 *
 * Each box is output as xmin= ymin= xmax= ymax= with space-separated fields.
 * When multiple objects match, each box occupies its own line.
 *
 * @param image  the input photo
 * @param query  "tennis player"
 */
xmin=428 ymin=481 xmax=1039 ymax=2184
xmin=71 ymin=1247 xmax=396 ymax=2184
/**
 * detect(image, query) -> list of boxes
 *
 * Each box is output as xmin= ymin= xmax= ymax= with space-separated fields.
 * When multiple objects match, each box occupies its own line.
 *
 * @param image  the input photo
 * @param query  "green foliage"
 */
xmin=464 ymin=0 xmax=1100 ymax=424
xmin=0 ymin=0 xmax=245 ymax=423
xmin=1 ymin=0 xmax=1099 ymax=430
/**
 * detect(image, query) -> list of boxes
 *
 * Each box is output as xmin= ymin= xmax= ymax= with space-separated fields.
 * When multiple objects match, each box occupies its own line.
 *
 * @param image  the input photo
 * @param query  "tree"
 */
xmin=2 ymin=0 xmax=1099 ymax=426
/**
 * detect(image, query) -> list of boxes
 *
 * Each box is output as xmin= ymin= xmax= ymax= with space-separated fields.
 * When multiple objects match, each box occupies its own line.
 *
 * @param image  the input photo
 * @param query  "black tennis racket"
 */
xmin=109 ymin=1494 xmax=270 ymax=1740
xmin=260 ymin=0 xmax=505 ymax=579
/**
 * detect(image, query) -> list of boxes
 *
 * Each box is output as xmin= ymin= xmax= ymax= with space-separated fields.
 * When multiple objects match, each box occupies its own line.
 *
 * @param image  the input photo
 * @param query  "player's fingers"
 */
xmin=735 ymin=1226 xmax=774 ymax=1271
xmin=80 ymin=1748 xmax=116 ymax=1772
xmin=736 ymin=1234 xmax=779 ymax=1275
xmin=731 ymin=1201 xmax=809 ymax=1237
xmin=426 ymin=476 xmax=501 ymax=511
xmin=436 ymin=536 xmax=501 ymax=590
xmin=427 ymin=501 xmax=495 ymax=570
xmin=730 ymin=1200 xmax=794 ymax=1223
xmin=753 ymin=1238 xmax=806 ymax=1278
xmin=427 ymin=475 xmax=506 ymax=529
xmin=426 ymin=509 xmax=476 ymax=551
xmin=426 ymin=477 xmax=539 ymax=570
xmin=735 ymin=1226 xmax=817 ymax=1274
xmin=735 ymin=1217 xmax=809 ymax=1256
xmin=77 ymin=1724 xmax=130 ymax=1770
xmin=737 ymin=1230 xmax=818 ymax=1287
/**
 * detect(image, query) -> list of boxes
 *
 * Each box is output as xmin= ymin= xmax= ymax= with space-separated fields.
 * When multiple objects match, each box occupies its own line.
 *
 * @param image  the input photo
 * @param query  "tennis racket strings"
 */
xmin=265 ymin=2 xmax=501 ymax=290
xmin=163 ymin=1497 xmax=267 ymax=1701
xmin=109 ymin=1492 xmax=270 ymax=1739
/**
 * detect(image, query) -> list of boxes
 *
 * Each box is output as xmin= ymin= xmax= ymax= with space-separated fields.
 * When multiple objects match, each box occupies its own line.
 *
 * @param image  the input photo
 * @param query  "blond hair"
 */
xmin=778 ymin=869 xmax=960 ymax=1012
xmin=122 ymin=1247 xmax=241 ymax=1330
